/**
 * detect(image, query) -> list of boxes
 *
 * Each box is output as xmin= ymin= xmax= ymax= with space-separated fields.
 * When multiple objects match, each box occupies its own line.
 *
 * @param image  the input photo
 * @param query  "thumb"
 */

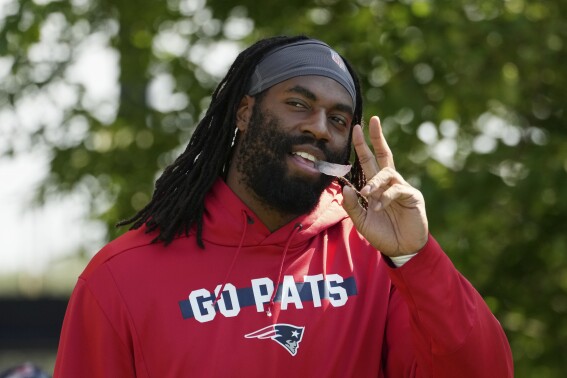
xmin=341 ymin=185 xmax=366 ymax=228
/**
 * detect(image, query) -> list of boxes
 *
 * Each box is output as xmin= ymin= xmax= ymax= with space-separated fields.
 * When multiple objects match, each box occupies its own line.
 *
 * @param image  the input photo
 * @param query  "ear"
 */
xmin=236 ymin=95 xmax=255 ymax=132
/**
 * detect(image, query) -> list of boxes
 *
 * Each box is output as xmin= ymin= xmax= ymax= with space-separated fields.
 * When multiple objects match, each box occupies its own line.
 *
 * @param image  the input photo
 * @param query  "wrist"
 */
xmin=389 ymin=253 xmax=418 ymax=268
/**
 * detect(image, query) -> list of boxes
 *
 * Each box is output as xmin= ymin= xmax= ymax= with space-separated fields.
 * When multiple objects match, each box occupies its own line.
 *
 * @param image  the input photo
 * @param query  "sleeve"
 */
xmin=382 ymin=235 xmax=514 ymax=378
xmin=53 ymin=277 xmax=137 ymax=377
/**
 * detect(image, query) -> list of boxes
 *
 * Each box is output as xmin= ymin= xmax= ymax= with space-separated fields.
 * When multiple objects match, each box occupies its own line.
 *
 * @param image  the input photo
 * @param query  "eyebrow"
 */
xmin=285 ymin=85 xmax=354 ymax=116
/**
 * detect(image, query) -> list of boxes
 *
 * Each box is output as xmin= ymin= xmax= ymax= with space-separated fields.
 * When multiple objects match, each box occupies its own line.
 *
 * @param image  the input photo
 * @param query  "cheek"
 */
xmin=332 ymin=133 xmax=351 ymax=156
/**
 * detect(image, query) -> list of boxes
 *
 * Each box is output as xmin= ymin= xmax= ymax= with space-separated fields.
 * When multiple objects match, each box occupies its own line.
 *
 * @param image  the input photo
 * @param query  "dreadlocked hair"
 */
xmin=117 ymin=36 xmax=311 ymax=246
xmin=340 ymin=54 xmax=366 ymax=193
xmin=117 ymin=35 xmax=366 ymax=248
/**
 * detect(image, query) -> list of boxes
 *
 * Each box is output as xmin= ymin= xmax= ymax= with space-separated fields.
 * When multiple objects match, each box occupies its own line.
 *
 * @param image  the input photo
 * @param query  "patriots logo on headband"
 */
xmin=330 ymin=49 xmax=347 ymax=72
xmin=244 ymin=323 xmax=305 ymax=356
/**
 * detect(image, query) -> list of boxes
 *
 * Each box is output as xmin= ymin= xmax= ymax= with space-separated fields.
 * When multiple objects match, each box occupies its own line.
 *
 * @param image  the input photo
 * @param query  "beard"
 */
xmin=234 ymin=104 xmax=350 ymax=216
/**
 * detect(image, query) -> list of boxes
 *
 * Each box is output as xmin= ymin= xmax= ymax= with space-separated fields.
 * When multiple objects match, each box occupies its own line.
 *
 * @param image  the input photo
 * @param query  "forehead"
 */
xmin=266 ymin=75 xmax=354 ymax=109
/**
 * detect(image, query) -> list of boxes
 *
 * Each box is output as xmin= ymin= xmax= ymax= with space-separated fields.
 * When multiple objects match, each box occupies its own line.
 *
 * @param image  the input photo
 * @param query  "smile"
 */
xmin=289 ymin=151 xmax=321 ymax=176
xmin=292 ymin=151 xmax=318 ymax=164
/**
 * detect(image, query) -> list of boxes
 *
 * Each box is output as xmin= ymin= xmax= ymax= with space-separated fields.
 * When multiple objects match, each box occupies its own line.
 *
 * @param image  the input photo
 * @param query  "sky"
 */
xmin=0 ymin=153 xmax=106 ymax=274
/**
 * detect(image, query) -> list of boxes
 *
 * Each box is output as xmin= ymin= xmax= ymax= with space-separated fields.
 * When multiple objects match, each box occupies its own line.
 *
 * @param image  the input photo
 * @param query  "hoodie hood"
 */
xmin=200 ymin=177 xmax=349 ymax=248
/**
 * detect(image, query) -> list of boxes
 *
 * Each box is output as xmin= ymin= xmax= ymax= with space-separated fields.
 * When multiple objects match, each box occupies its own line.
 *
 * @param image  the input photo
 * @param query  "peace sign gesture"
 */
xmin=342 ymin=116 xmax=429 ymax=257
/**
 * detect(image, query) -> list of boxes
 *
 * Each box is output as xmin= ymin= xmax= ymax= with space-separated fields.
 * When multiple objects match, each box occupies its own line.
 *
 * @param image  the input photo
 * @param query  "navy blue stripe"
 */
xmin=178 ymin=276 xmax=357 ymax=319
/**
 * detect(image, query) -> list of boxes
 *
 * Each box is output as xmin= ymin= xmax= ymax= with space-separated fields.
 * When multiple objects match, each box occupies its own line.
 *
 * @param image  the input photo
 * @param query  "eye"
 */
xmin=330 ymin=115 xmax=348 ymax=127
xmin=286 ymin=99 xmax=308 ymax=109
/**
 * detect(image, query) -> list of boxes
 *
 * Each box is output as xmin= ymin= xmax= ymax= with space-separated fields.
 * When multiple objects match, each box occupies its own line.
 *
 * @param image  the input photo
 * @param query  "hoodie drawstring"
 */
xmin=213 ymin=210 xmax=252 ymax=307
xmin=266 ymin=223 xmax=303 ymax=317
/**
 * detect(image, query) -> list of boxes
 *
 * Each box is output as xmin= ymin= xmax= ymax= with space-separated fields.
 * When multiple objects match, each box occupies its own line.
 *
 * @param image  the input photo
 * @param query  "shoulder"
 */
xmin=80 ymin=226 xmax=159 ymax=280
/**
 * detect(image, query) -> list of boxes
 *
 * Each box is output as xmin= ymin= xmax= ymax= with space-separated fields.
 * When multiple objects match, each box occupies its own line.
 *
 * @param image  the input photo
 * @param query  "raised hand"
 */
xmin=342 ymin=116 xmax=429 ymax=257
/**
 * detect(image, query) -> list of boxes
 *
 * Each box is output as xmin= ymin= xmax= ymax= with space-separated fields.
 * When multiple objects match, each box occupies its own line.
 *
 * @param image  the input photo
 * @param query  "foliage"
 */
xmin=1 ymin=0 xmax=566 ymax=375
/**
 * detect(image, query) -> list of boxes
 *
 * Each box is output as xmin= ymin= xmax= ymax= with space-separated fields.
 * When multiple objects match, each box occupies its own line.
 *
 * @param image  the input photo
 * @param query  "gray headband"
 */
xmin=247 ymin=40 xmax=357 ymax=108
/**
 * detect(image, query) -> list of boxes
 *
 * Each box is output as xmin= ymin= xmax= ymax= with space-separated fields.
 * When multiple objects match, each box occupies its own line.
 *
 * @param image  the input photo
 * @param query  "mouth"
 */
xmin=289 ymin=151 xmax=321 ymax=175
xmin=292 ymin=150 xmax=353 ymax=176
xmin=292 ymin=151 xmax=318 ymax=164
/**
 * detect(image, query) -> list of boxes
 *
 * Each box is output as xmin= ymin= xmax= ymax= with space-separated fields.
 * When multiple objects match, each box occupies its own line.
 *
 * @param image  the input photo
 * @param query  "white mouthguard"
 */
xmin=315 ymin=161 xmax=352 ymax=177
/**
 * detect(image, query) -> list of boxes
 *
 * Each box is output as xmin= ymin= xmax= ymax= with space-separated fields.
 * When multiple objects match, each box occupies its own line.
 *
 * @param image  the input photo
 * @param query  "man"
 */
xmin=54 ymin=36 xmax=513 ymax=377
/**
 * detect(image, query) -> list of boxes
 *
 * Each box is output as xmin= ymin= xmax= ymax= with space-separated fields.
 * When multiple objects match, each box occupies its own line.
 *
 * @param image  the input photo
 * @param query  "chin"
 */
xmin=256 ymin=173 xmax=333 ymax=215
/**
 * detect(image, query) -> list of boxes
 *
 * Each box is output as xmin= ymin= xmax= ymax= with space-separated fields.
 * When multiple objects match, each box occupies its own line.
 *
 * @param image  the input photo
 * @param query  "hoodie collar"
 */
xmin=200 ymin=177 xmax=348 ymax=247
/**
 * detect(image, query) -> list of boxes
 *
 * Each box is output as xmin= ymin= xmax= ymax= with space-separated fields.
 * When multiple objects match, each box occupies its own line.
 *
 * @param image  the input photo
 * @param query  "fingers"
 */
xmin=352 ymin=116 xmax=395 ymax=182
xmin=351 ymin=115 xmax=408 ymax=212
xmin=341 ymin=185 xmax=367 ymax=226
xmin=368 ymin=116 xmax=395 ymax=170
xmin=361 ymin=167 xmax=406 ymax=196
xmin=361 ymin=167 xmax=411 ymax=210
xmin=352 ymin=124 xmax=380 ymax=179
xmin=375 ymin=183 xmax=419 ymax=211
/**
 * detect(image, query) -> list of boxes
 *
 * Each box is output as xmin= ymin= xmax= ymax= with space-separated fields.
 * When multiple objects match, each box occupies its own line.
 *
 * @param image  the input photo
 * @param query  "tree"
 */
xmin=1 ymin=0 xmax=566 ymax=375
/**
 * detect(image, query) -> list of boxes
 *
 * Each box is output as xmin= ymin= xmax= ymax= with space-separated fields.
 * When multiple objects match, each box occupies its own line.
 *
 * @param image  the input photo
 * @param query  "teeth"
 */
xmin=293 ymin=151 xmax=318 ymax=162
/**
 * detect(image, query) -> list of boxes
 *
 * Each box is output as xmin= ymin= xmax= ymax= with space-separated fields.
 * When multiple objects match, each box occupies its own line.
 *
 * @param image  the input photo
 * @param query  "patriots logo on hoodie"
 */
xmin=244 ymin=324 xmax=305 ymax=356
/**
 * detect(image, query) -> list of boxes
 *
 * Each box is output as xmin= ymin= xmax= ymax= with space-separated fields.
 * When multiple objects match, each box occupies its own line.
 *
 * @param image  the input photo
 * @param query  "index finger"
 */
xmin=368 ymin=116 xmax=395 ymax=170
xmin=352 ymin=123 xmax=380 ymax=178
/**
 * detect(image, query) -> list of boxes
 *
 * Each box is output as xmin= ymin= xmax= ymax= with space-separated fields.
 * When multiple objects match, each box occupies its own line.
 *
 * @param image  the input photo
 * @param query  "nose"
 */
xmin=301 ymin=109 xmax=331 ymax=142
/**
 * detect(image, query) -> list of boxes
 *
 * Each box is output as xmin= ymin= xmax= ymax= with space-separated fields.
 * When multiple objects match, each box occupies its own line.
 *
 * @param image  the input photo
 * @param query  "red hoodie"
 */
xmin=54 ymin=179 xmax=513 ymax=377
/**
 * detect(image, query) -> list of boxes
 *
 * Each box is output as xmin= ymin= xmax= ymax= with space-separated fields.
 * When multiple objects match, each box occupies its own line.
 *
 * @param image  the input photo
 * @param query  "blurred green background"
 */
xmin=1 ymin=0 xmax=565 ymax=375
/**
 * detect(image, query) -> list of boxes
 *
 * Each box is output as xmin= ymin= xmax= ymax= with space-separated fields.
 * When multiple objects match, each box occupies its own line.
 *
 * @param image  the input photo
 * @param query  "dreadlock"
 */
xmin=117 ymin=35 xmax=366 ymax=247
xmin=341 ymin=53 xmax=366 ymax=193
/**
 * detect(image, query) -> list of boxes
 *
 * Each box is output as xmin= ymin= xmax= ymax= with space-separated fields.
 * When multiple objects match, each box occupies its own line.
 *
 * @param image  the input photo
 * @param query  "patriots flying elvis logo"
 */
xmin=245 ymin=324 xmax=305 ymax=356
xmin=330 ymin=49 xmax=347 ymax=72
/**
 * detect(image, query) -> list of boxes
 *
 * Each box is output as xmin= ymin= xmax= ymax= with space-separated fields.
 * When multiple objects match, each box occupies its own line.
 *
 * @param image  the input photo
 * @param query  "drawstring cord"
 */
xmin=213 ymin=210 xmax=252 ymax=307
xmin=266 ymin=223 xmax=303 ymax=317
